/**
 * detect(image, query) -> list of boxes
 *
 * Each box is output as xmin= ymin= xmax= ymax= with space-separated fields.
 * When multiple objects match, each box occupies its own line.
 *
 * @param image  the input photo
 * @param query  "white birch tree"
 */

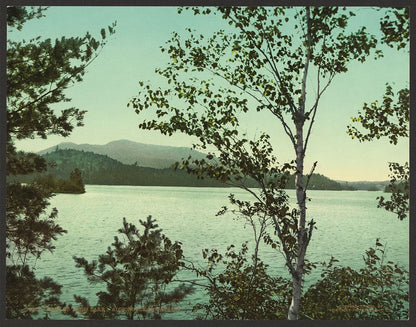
xmin=129 ymin=6 xmax=382 ymax=319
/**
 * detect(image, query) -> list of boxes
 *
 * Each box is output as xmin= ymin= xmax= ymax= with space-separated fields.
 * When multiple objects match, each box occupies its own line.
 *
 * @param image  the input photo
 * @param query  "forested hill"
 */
xmin=285 ymin=174 xmax=356 ymax=191
xmin=37 ymin=139 xmax=207 ymax=168
xmin=28 ymin=149 xmax=228 ymax=187
xmin=13 ymin=149 xmax=358 ymax=190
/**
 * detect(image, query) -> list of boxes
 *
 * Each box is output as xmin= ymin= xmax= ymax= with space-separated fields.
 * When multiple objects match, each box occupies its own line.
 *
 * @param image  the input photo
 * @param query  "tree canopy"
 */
xmin=6 ymin=6 xmax=115 ymax=318
xmin=347 ymin=7 xmax=409 ymax=221
xmin=129 ymin=6 xmax=388 ymax=319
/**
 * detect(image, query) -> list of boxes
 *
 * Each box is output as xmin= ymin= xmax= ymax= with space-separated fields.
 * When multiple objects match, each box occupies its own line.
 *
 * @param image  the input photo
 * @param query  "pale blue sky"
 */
xmin=10 ymin=6 xmax=409 ymax=181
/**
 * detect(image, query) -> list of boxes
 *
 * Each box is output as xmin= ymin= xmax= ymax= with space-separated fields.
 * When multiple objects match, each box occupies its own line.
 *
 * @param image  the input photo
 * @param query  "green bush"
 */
xmin=302 ymin=239 xmax=408 ymax=320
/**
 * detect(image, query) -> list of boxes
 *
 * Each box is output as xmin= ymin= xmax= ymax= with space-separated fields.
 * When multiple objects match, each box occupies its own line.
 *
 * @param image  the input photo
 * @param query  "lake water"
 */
xmin=29 ymin=185 xmax=409 ymax=319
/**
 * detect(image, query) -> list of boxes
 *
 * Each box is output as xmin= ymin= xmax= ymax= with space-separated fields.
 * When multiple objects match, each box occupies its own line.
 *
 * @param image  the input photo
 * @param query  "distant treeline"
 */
xmin=284 ymin=173 xmax=356 ymax=191
xmin=337 ymin=181 xmax=387 ymax=191
xmin=384 ymin=181 xmax=408 ymax=194
xmin=11 ymin=149 xmax=363 ymax=190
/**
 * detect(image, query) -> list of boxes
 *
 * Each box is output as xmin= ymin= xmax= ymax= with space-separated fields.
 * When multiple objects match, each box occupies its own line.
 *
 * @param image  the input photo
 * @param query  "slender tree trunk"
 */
xmin=288 ymin=119 xmax=307 ymax=320
xmin=288 ymin=273 xmax=303 ymax=320
xmin=287 ymin=6 xmax=311 ymax=320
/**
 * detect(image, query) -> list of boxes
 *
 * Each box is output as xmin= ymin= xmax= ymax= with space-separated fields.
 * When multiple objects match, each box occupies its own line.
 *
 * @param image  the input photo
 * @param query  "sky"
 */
xmin=9 ymin=6 xmax=409 ymax=181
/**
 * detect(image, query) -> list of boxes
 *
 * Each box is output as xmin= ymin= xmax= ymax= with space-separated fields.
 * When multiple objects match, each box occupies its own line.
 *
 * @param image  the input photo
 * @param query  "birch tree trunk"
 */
xmin=287 ymin=6 xmax=311 ymax=320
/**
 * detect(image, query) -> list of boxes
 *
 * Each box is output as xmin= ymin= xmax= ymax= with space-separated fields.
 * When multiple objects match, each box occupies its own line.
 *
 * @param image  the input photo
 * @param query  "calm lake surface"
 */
xmin=31 ymin=185 xmax=409 ymax=319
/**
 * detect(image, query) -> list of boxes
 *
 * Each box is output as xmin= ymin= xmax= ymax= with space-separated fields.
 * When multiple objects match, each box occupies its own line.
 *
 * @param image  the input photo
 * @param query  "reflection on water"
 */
xmin=30 ymin=185 xmax=409 ymax=319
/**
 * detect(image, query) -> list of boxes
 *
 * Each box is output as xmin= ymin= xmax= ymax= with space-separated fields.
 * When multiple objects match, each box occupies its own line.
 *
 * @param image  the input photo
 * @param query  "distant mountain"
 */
xmin=37 ymin=139 xmax=207 ymax=169
xmin=35 ymin=141 xmax=387 ymax=191
xmin=15 ymin=148 xmax=358 ymax=190
xmin=22 ymin=148 xmax=230 ymax=187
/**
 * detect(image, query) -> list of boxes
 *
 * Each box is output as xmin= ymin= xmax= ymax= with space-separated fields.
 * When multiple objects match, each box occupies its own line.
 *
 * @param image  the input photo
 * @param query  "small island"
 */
xmin=34 ymin=168 xmax=85 ymax=194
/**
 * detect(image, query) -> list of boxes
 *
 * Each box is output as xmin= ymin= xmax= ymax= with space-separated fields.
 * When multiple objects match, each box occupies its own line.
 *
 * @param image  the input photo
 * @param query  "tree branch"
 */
xmin=303 ymin=161 xmax=318 ymax=193
xmin=303 ymin=72 xmax=335 ymax=153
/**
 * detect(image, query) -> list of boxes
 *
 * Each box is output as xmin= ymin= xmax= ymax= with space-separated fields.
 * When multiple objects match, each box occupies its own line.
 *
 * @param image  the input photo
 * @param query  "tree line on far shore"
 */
xmin=13 ymin=148 xmax=364 ymax=191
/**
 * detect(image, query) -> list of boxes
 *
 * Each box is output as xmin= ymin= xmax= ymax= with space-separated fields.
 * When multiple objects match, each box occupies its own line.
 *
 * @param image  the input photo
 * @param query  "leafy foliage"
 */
xmin=347 ymin=85 xmax=409 ymax=145
xmin=188 ymin=239 xmax=408 ymax=320
xmin=6 ymin=6 xmax=46 ymax=31
xmin=347 ymin=7 xmax=409 ymax=221
xmin=302 ymin=240 xmax=408 ymax=320
xmin=378 ymin=162 xmax=409 ymax=221
xmin=188 ymin=243 xmax=292 ymax=320
xmin=347 ymin=86 xmax=409 ymax=220
xmin=379 ymin=7 xmax=409 ymax=50
xmin=70 ymin=217 xmax=192 ymax=320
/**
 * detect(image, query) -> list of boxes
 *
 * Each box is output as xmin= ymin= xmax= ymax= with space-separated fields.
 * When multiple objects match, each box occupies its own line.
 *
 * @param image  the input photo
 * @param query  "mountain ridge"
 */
xmin=36 ymin=140 xmax=388 ymax=189
xmin=17 ymin=148 xmax=363 ymax=190
xmin=37 ymin=139 xmax=207 ymax=169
